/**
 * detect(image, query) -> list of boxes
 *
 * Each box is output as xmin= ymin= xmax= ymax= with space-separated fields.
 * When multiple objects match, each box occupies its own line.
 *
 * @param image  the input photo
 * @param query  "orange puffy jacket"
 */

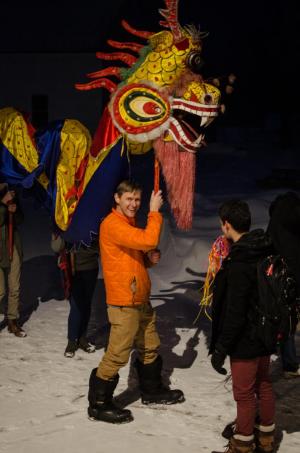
xmin=100 ymin=208 xmax=163 ymax=306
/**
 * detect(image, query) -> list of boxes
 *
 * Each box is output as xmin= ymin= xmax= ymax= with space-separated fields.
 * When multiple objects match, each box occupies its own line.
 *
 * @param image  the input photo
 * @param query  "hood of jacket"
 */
xmin=230 ymin=229 xmax=273 ymax=262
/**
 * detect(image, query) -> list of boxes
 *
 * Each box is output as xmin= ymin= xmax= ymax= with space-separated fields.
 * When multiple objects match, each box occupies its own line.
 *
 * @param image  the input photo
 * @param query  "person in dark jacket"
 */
xmin=210 ymin=199 xmax=275 ymax=453
xmin=267 ymin=191 xmax=300 ymax=378
xmin=51 ymin=234 xmax=99 ymax=357
xmin=0 ymin=183 xmax=26 ymax=337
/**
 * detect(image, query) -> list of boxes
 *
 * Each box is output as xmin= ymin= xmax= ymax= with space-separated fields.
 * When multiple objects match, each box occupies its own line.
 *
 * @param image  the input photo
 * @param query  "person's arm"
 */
xmin=0 ymin=190 xmax=14 ymax=226
xmin=107 ymin=189 xmax=163 ymax=251
xmin=215 ymin=262 xmax=253 ymax=354
xmin=0 ymin=203 xmax=7 ymax=227
xmin=108 ymin=212 xmax=163 ymax=251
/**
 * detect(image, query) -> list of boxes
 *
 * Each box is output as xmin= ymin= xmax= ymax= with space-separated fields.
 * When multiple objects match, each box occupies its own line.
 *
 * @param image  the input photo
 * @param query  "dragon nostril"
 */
xmin=204 ymin=94 xmax=212 ymax=104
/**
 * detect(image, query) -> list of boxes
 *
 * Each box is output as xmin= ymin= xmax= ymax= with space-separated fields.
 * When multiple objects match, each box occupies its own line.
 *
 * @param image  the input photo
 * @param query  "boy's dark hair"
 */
xmin=219 ymin=199 xmax=251 ymax=233
xmin=115 ymin=179 xmax=142 ymax=197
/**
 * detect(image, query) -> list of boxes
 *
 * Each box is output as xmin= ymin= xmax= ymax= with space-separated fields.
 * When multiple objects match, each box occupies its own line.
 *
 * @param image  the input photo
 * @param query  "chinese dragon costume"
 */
xmin=0 ymin=0 xmax=231 ymax=246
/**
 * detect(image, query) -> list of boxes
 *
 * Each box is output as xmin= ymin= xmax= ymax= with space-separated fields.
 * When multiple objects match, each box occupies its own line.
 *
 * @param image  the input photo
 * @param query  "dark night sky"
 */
xmin=1 ymin=0 xmax=299 ymax=128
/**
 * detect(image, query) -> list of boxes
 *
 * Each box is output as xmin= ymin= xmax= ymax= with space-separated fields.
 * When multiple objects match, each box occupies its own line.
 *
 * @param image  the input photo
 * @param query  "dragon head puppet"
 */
xmin=0 ymin=0 xmax=232 ymax=245
xmin=76 ymin=0 xmax=222 ymax=230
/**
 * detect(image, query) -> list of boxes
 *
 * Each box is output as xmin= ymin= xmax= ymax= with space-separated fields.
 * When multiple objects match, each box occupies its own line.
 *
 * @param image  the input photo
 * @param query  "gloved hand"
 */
xmin=211 ymin=349 xmax=227 ymax=375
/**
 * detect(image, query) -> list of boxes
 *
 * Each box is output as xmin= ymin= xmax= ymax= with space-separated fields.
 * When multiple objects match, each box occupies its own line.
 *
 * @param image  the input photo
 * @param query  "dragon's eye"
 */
xmin=111 ymin=83 xmax=171 ymax=139
xmin=127 ymin=96 xmax=163 ymax=119
xmin=186 ymin=51 xmax=204 ymax=74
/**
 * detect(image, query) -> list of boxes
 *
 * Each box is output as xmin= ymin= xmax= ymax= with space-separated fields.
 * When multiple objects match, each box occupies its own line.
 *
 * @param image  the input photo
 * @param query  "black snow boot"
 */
xmin=135 ymin=355 xmax=185 ymax=405
xmin=87 ymin=368 xmax=133 ymax=424
xmin=222 ymin=420 xmax=236 ymax=439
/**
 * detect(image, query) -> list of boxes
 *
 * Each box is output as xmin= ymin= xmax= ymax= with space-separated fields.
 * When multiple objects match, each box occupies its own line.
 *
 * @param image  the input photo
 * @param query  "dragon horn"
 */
xmin=159 ymin=0 xmax=183 ymax=42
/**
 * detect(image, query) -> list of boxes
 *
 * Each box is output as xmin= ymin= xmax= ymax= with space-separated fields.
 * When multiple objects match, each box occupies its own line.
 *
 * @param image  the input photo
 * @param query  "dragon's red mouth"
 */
xmin=179 ymin=117 xmax=199 ymax=141
xmin=169 ymin=98 xmax=219 ymax=152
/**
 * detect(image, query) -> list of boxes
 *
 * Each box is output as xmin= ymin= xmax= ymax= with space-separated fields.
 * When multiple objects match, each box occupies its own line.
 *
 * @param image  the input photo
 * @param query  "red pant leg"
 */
xmin=255 ymin=356 xmax=275 ymax=426
xmin=230 ymin=358 xmax=259 ymax=436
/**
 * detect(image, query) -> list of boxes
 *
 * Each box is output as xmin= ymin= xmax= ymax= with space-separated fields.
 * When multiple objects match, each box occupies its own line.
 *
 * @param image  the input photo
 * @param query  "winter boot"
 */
xmin=254 ymin=424 xmax=275 ymax=453
xmin=212 ymin=434 xmax=255 ymax=453
xmin=87 ymin=368 xmax=133 ymax=424
xmin=64 ymin=340 xmax=78 ymax=358
xmin=78 ymin=336 xmax=96 ymax=353
xmin=7 ymin=319 xmax=27 ymax=337
xmin=222 ymin=420 xmax=236 ymax=439
xmin=135 ymin=355 xmax=185 ymax=405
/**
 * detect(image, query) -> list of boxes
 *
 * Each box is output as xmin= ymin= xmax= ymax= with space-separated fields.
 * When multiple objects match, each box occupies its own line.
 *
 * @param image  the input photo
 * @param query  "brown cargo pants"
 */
xmin=0 ymin=246 xmax=21 ymax=320
xmin=97 ymin=303 xmax=160 ymax=380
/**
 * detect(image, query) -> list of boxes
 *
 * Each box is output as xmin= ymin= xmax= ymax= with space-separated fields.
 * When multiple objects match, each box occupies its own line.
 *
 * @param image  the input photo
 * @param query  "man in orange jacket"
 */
xmin=88 ymin=180 xmax=184 ymax=424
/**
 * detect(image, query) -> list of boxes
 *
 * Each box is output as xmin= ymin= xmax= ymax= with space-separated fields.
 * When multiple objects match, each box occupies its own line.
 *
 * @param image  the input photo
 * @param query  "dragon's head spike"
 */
xmin=121 ymin=20 xmax=153 ymax=39
xmin=96 ymin=51 xmax=137 ymax=67
xmin=86 ymin=67 xmax=121 ymax=80
xmin=75 ymin=78 xmax=117 ymax=93
xmin=159 ymin=0 xmax=183 ymax=42
xmin=107 ymin=39 xmax=143 ymax=54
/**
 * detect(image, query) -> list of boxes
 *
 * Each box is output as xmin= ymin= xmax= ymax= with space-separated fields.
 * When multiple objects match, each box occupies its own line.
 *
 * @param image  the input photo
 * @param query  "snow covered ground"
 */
xmin=1 ymin=138 xmax=300 ymax=453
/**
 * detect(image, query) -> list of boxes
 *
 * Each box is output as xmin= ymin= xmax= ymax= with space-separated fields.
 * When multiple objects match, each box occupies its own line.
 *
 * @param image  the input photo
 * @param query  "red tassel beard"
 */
xmin=153 ymin=137 xmax=195 ymax=229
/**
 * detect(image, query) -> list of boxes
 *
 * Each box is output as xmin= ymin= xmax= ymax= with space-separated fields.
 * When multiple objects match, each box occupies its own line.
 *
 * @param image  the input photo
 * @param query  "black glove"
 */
xmin=211 ymin=349 xmax=227 ymax=375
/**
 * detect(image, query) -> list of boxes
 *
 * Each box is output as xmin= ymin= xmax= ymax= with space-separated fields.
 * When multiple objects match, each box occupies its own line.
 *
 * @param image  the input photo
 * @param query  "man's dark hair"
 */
xmin=219 ymin=199 xmax=251 ymax=233
xmin=115 ymin=179 xmax=142 ymax=197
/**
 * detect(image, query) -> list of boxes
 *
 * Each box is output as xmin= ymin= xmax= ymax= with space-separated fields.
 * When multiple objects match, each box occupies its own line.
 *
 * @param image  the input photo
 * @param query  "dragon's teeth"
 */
xmin=200 ymin=117 xmax=209 ymax=127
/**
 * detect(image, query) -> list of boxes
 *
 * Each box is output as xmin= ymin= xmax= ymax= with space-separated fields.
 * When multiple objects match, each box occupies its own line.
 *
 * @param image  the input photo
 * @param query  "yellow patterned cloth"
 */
xmin=55 ymin=119 xmax=91 ymax=230
xmin=55 ymin=120 xmax=118 ymax=231
xmin=0 ymin=109 xmax=117 ymax=232
xmin=0 ymin=107 xmax=49 ymax=189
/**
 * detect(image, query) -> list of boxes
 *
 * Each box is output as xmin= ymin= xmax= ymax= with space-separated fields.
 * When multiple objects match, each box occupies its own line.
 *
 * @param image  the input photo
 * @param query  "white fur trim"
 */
xmin=255 ymin=423 xmax=275 ymax=433
xmin=233 ymin=434 xmax=254 ymax=442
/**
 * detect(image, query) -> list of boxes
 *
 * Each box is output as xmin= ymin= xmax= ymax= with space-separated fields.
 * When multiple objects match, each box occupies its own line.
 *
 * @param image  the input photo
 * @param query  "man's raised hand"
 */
xmin=150 ymin=190 xmax=163 ymax=212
